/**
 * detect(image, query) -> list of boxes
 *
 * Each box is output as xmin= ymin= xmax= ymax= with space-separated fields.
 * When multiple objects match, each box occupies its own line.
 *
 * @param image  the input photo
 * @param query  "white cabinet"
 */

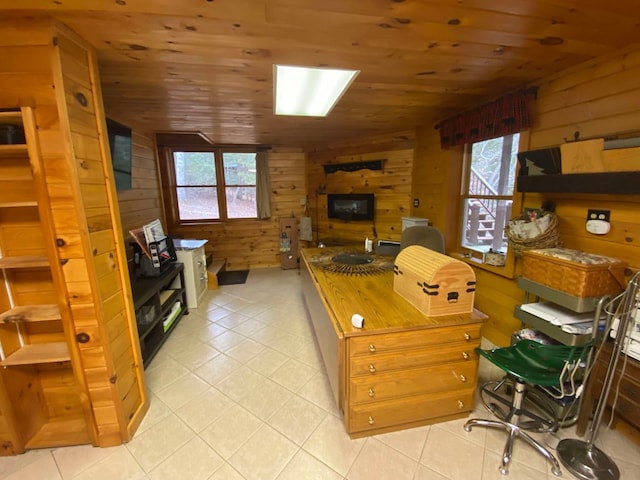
xmin=174 ymin=239 xmax=208 ymax=309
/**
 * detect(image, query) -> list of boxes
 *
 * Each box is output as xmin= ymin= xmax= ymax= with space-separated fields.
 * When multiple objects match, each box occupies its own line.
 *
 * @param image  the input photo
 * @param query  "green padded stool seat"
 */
xmin=476 ymin=340 xmax=590 ymax=386
xmin=465 ymin=340 xmax=592 ymax=477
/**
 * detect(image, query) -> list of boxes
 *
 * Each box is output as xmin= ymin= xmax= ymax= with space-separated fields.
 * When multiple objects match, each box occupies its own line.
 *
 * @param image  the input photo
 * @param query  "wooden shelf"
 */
xmin=25 ymin=415 xmax=90 ymax=449
xmin=0 ymin=304 xmax=61 ymax=323
xmin=0 ymin=256 xmax=50 ymax=269
xmin=0 ymin=201 xmax=38 ymax=208
xmin=1 ymin=342 xmax=70 ymax=366
xmin=517 ymin=172 xmax=640 ymax=194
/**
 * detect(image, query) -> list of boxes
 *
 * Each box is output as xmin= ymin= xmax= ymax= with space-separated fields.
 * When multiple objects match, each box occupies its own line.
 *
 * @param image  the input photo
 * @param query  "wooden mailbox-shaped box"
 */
xmin=393 ymin=246 xmax=476 ymax=317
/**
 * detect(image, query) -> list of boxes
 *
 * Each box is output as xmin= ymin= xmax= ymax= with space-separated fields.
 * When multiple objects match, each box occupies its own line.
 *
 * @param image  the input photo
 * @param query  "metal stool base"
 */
xmin=466 ymin=379 xmax=562 ymax=476
xmin=557 ymin=438 xmax=619 ymax=480
xmin=479 ymin=377 xmax=558 ymax=433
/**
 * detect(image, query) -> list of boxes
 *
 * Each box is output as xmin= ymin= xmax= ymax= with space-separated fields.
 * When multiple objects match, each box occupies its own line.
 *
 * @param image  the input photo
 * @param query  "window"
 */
xmin=460 ymin=133 xmax=520 ymax=259
xmin=170 ymin=149 xmax=257 ymax=222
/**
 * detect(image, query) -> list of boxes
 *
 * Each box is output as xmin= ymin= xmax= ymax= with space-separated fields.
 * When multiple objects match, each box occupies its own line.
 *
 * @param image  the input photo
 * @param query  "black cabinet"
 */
xmin=130 ymin=263 xmax=188 ymax=367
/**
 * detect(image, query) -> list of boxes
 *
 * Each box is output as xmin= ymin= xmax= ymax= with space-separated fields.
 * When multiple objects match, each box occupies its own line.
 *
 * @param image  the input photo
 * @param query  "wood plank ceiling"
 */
xmin=3 ymin=0 xmax=640 ymax=148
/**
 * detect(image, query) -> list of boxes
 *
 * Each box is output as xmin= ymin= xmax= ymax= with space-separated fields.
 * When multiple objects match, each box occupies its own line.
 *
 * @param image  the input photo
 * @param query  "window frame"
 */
xmin=453 ymin=132 xmax=529 ymax=279
xmin=160 ymin=146 xmax=258 ymax=226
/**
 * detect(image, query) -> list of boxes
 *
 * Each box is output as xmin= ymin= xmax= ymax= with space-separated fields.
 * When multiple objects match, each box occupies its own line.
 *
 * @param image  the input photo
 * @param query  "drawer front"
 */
xmin=350 ymin=341 xmax=479 ymax=376
xmin=349 ymin=323 xmax=481 ymax=356
xmin=349 ymin=388 xmax=475 ymax=433
xmin=591 ymin=370 xmax=640 ymax=428
xmin=350 ymin=360 xmax=477 ymax=404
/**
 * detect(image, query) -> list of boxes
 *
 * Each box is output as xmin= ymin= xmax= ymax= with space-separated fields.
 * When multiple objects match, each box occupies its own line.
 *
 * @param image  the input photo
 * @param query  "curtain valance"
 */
xmin=436 ymin=87 xmax=537 ymax=149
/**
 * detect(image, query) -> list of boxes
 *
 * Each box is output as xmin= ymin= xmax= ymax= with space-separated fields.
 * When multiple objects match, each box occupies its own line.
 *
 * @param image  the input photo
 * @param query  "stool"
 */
xmin=464 ymin=340 xmax=592 ymax=476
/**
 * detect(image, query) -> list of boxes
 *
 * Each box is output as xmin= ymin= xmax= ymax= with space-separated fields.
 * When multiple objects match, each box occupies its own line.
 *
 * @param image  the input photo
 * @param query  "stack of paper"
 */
xmin=520 ymin=302 xmax=596 ymax=325
xmin=521 ymin=302 xmax=602 ymax=335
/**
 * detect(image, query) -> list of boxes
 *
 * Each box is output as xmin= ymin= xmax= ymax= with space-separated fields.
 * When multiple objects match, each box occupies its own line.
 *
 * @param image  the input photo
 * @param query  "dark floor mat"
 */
xmin=218 ymin=270 xmax=249 ymax=285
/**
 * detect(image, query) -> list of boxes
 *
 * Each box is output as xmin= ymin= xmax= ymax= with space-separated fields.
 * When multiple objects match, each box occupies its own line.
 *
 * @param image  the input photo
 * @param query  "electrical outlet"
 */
xmin=413 ymin=198 xmax=420 ymax=208
xmin=586 ymin=209 xmax=610 ymax=222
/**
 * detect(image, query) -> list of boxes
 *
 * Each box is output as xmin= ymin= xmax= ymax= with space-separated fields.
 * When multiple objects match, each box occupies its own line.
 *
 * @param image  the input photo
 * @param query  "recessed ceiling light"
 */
xmin=274 ymin=65 xmax=359 ymax=117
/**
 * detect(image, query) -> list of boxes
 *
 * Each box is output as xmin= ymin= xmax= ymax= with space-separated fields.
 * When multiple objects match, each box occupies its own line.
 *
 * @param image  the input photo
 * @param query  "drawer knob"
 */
xmin=460 ymin=374 xmax=467 ymax=383
xmin=464 ymin=333 xmax=471 ymax=341
xmin=369 ymin=344 xmax=376 ymax=353
xmin=369 ymin=364 xmax=376 ymax=373
xmin=458 ymin=400 xmax=465 ymax=409
xmin=462 ymin=351 xmax=469 ymax=360
xmin=368 ymin=388 xmax=375 ymax=398
xmin=368 ymin=416 xmax=375 ymax=425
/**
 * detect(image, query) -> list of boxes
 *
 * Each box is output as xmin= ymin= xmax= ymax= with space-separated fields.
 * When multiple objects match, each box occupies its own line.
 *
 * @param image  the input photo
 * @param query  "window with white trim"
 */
xmin=460 ymin=133 xmax=519 ymax=260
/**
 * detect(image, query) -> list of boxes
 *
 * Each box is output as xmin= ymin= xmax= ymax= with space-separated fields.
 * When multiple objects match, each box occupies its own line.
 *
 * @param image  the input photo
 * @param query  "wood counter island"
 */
xmin=301 ymin=248 xmax=486 ymax=438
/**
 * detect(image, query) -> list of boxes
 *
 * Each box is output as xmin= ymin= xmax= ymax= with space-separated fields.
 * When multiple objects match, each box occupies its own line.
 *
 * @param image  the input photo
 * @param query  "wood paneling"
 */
xmin=414 ymin=44 xmax=640 ymax=346
xmin=115 ymin=131 xmax=164 ymax=248
xmin=168 ymin=149 xmax=307 ymax=270
xmin=0 ymin=18 xmax=148 ymax=453
xmin=307 ymin=131 xmax=416 ymax=245
xmin=2 ymin=3 xmax=640 ymax=148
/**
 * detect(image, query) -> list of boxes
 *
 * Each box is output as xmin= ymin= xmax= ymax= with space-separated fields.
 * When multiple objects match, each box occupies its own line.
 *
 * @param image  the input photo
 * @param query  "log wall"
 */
xmin=307 ymin=131 xmax=416 ymax=246
xmin=413 ymin=45 xmax=640 ymax=346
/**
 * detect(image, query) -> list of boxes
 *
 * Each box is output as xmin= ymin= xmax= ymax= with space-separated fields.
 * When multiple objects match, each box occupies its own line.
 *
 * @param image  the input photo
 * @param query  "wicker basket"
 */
xmin=522 ymin=248 xmax=627 ymax=297
xmin=505 ymin=212 xmax=561 ymax=257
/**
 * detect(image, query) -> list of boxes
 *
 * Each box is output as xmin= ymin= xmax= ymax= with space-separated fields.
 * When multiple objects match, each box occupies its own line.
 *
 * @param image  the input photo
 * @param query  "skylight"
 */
xmin=274 ymin=65 xmax=359 ymax=117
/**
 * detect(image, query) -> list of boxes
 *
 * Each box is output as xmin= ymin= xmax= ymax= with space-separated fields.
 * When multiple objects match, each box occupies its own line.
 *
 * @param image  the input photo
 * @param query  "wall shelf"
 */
xmin=323 ymin=159 xmax=384 ymax=174
xmin=517 ymin=172 xmax=640 ymax=194
xmin=0 ymin=342 xmax=71 ymax=366
xmin=0 ymin=256 xmax=50 ymax=269
xmin=0 ymin=304 xmax=60 ymax=323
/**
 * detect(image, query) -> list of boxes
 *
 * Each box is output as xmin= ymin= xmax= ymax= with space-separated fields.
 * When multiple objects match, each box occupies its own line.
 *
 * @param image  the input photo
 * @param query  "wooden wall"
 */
xmin=167 ymin=148 xmax=307 ymax=270
xmin=0 ymin=18 xmax=148 ymax=449
xmin=414 ymin=45 xmax=640 ymax=346
xmin=307 ymin=131 xmax=416 ymax=245
xmin=112 ymin=130 xmax=164 ymax=249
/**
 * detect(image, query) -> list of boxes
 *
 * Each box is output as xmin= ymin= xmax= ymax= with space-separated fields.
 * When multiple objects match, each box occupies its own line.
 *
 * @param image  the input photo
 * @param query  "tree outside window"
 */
xmin=172 ymin=149 xmax=257 ymax=222
xmin=222 ymin=152 xmax=257 ymax=219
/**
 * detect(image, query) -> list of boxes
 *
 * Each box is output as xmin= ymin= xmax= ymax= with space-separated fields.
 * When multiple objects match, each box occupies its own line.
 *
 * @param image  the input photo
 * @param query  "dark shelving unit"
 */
xmin=130 ymin=262 xmax=188 ymax=367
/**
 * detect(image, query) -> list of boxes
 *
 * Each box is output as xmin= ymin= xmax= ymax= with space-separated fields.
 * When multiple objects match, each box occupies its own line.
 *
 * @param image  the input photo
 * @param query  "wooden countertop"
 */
xmin=301 ymin=248 xmax=485 ymax=338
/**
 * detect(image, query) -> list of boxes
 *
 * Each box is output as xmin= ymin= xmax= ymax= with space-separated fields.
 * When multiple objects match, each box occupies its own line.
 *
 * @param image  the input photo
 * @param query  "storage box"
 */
xmin=522 ymin=248 xmax=627 ymax=298
xmin=393 ymin=246 xmax=476 ymax=317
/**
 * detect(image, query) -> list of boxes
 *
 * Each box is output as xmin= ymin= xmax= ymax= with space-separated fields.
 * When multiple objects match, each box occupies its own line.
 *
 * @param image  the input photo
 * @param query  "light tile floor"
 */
xmin=1 ymin=267 xmax=639 ymax=480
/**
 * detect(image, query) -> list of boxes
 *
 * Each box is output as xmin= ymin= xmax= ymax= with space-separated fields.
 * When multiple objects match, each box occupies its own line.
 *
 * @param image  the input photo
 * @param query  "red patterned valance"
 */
xmin=436 ymin=88 xmax=537 ymax=149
